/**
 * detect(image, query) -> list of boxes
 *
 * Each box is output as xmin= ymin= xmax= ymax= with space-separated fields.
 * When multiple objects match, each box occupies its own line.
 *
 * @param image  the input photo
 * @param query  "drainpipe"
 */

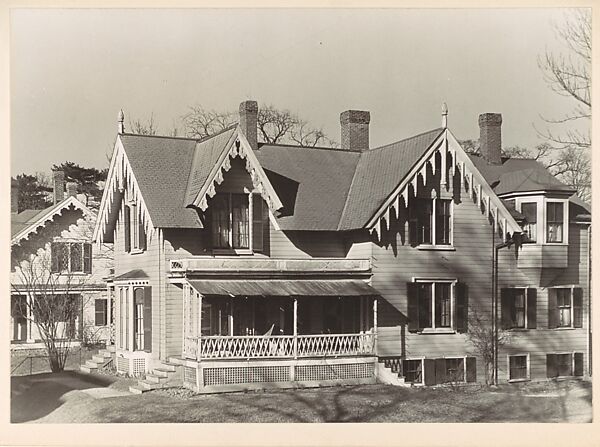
xmin=588 ymin=225 xmax=592 ymax=376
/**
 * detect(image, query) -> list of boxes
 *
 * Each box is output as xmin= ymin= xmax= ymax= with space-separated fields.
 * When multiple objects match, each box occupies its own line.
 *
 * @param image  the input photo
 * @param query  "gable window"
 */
xmin=407 ymin=280 xmax=467 ymax=333
xmin=521 ymin=202 xmax=537 ymax=243
xmin=409 ymin=198 xmax=452 ymax=246
xmin=509 ymin=354 xmax=529 ymax=381
xmin=51 ymin=242 xmax=92 ymax=274
xmin=501 ymin=288 xmax=537 ymax=330
xmin=210 ymin=192 xmax=268 ymax=252
xmin=548 ymin=287 xmax=583 ymax=329
xmin=546 ymin=202 xmax=564 ymax=243
xmin=124 ymin=204 xmax=146 ymax=253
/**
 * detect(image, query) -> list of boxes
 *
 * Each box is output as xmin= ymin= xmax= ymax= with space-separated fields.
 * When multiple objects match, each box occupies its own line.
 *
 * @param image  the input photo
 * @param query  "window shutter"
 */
xmin=574 ymin=352 xmax=584 ymax=377
xmin=252 ymin=195 xmax=264 ymax=253
xmin=143 ymin=286 xmax=152 ymax=353
xmin=526 ymin=288 xmax=537 ymax=329
xmin=95 ymin=299 xmax=106 ymax=326
xmin=435 ymin=358 xmax=447 ymax=384
xmin=455 ymin=282 xmax=468 ymax=333
xmin=407 ymin=283 xmax=419 ymax=332
xmin=83 ymin=243 xmax=92 ymax=274
xmin=423 ymin=359 xmax=436 ymax=385
xmin=573 ymin=288 xmax=583 ymax=328
xmin=139 ymin=215 xmax=147 ymax=251
xmin=548 ymin=288 xmax=558 ymax=329
xmin=500 ymin=288 xmax=512 ymax=329
xmin=51 ymin=242 xmax=59 ymax=272
xmin=466 ymin=357 xmax=477 ymax=382
xmin=546 ymin=354 xmax=558 ymax=378
xmin=124 ymin=206 xmax=131 ymax=252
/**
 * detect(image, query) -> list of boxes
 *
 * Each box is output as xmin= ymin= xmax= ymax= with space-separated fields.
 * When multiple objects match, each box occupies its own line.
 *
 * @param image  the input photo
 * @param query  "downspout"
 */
xmin=491 ymin=223 xmax=496 ymax=385
xmin=588 ymin=225 xmax=592 ymax=376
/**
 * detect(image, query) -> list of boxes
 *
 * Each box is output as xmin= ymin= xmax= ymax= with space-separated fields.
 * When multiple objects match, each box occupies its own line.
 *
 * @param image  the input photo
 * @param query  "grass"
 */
xmin=11 ymin=371 xmax=592 ymax=423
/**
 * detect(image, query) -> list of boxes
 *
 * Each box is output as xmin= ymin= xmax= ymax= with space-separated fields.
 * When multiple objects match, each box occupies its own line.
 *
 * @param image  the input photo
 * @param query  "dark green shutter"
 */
xmin=423 ymin=359 xmax=436 ymax=385
xmin=500 ymin=288 xmax=512 ymax=329
xmin=83 ymin=243 xmax=92 ymax=274
xmin=548 ymin=288 xmax=559 ymax=329
xmin=546 ymin=354 xmax=558 ymax=378
xmin=51 ymin=242 xmax=59 ymax=272
xmin=573 ymin=288 xmax=583 ymax=328
xmin=407 ymin=283 xmax=419 ymax=332
xmin=252 ymin=195 xmax=264 ymax=252
xmin=466 ymin=357 xmax=477 ymax=382
xmin=574 ymin=352 xmax=584 ymax=376
xmin=139 ymin=216 xmax=147 ymax=251
xmin=143 ymin=286 xmax=152 ymax=353
xmin=526 ymin=288 xmax=537 ymax=329
xmin=124 ymin=206 xmax=131 ymax=252
xmin=435 ymin=358 xmax=447 ymax=384
xmin=455 ymin=282 xmax=468 ymax=333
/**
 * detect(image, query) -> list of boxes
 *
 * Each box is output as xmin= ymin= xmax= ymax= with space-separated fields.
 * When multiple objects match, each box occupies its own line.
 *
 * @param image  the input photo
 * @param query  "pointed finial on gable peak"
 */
xmin=441 ymin=102 xmax=448 ymax=129
xmin=118 ymin=109 xmax=125 ymax=134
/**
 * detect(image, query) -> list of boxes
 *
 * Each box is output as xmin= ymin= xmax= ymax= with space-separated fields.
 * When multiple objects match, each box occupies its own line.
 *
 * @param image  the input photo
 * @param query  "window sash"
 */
xmin=513 ymin=290 xmax=526 ymax=328
xmin=95 ymin=299 xmax=107 ymax=326
xmin=557 ymin=353 xmax=573 ymax=377
xmin=415 ymin=199 xmax=432 ymax=245
xmin=231 ymin=194 xmax=249 ymax=249
xmin=509 ymin=355 xmax=528 ymax=380
xmin=435 ymin=283 xmax=451 ymax=328
xmin=417 ymin=281 xmax=454 ymax=330
xmin=131 ymin=204 xmax=139 ymax=250
xmin=557 ymin=288 xmax=572 ymax=327
xmin=435 ymin=200 xmax=451 ymax=245
xmin=546 ymin=202 xmax=564 ymax=243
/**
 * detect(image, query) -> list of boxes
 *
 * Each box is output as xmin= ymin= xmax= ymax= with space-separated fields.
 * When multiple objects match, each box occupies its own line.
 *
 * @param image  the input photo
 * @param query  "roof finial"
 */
xmin=118 ymin=109 xmax=125 ymax=134
xmin=441 ymin=102 xmax=448 ymax=128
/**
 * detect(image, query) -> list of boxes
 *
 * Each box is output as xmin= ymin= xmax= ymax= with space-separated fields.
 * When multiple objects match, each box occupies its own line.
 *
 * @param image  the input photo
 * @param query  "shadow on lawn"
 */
xmin=11 ymin=371 xmax=118 ymax=423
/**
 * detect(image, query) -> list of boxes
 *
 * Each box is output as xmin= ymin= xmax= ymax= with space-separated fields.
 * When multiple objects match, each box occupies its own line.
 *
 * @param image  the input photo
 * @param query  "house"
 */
xmin=11 ymin=170 xmax=114 ymax=354
xmin=94 ymin=101 xmax=591 ymax=393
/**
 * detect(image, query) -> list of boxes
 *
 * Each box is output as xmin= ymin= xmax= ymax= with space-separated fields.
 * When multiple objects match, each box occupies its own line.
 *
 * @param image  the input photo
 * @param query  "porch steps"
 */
xmin=376 ymin=357 xmax=408 ymax=387
xmin=79 ymin=345 xmax=115 ymax=374
xmin=128 ymin=359 xmax=183 ymax=394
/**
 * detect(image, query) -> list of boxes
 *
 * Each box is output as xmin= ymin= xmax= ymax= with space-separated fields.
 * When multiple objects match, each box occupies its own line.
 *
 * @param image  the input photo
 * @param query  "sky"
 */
xmin=10 ymin=8 xmax=584 ymax=176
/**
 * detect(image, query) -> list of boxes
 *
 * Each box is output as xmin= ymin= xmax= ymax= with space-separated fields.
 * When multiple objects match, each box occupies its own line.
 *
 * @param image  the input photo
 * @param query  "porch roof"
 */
xmin=187 ymin=279 xmax=381 ymax=297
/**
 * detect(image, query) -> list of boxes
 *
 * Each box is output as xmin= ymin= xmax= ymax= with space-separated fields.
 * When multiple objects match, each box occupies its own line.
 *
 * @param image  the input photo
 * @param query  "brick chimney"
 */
xmin=66 ymin=182 xmax=78 ymax=198
xmin=479 ymin=113 xmax=503 ymax=165
xmin=11 ymin=178 xmax=19 ymax=213
xmin=239 ymin=100 xmax=258 ymax=151
xmin=52 ymin=169 xmax=65 ymax=204
xmin=340 ymin=110 xmax=370 ymax=152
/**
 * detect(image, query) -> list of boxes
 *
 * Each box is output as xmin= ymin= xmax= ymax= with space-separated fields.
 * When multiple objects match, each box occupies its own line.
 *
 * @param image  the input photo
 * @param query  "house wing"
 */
xmin=11 ymin=196 xmax=95 ymax=245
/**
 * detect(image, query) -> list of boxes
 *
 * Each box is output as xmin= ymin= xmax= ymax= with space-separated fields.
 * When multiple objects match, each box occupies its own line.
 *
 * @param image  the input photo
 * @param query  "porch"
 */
xmin=178 ymin=271 xmax=380 ymax=392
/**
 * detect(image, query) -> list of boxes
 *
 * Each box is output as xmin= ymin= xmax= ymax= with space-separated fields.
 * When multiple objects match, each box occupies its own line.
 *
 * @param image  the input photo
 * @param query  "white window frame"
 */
xmin=507 ymin=353 xmax=530 ymax=382
xmin=414 ymin=278 xmax=457 ymax=333
xmin=515 ymin=196 xmax=569 ymax=245
xmin=443 ymin=356 xmax=467 ymax=384
xmin=403 ymin=357 xmax=425 ymax=385
xmin=413 ymin=197 xmax=454 ymax=250
xmin=549 ymin=286 xmax=576 ymax=329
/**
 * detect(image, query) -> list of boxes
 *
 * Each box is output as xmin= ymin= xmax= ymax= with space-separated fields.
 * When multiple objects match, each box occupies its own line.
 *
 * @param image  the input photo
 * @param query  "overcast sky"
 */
xmin=10 ymin=8 xmax=582 ymax=176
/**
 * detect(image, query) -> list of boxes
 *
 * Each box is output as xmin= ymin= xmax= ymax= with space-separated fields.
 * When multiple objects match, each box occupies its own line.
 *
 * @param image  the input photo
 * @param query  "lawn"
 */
xmin=11 ymin=372 xmax=592 ymax=423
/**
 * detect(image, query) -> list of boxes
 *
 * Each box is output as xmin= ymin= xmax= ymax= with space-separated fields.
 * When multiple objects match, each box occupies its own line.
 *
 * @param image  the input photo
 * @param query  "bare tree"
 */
xmin=537 ymin=9 xmax=591 ymax=200
xmin=181 ymin=106 xmax=236 ymax=139
xmin=129 ymin=113 xmax=158 ymax=136
xmin=467 ymin=311 xmax=508 ymax=386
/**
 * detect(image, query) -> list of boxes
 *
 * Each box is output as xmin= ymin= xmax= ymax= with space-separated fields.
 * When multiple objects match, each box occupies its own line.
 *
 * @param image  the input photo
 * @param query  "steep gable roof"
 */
xmin=11 ymin=196 xmax=95 ymax=245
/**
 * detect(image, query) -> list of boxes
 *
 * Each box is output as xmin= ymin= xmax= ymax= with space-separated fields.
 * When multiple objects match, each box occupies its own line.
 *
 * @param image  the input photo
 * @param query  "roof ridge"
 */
xmin=257 ymin=142 xmax=353 ymax=153
xmin=122 ymin=123 xmax=239 ymax=143
xmin=366 ymin=128 xmax=444 ymax=153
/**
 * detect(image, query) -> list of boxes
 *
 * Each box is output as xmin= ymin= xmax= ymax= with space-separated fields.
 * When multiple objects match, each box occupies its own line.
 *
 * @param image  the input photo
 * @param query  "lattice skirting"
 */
xmin=204 ymin=365 xmax=290 ymax=386
xmin=184 ymin=366 xmax=197 ymax=386
xmin=115 ymin=353 xmax=148 ymax=376
xmin=296 ymin=362 xmax=374 ymax=381
xmin=116 ymin=357 xmax=129 ymax=374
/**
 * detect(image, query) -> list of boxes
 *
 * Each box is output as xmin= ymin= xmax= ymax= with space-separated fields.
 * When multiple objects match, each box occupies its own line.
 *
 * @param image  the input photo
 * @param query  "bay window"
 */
xmin=546 ymin=202 xmax=564 ymax=243
xmin=521 ymin=202 xmax=537 ymax=243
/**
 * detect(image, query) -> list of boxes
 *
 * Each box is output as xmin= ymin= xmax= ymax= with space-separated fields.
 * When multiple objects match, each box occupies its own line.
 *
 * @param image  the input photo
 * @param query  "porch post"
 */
xmin=128 ymin=286 xmax=135 ymax=352
xmin=228 ymin=297 xmax=234 ymax=336
xmin=182 ymin=284 xmax=188 ymax=357
xmin=26 ymin=293 xmax=34 ymax=343
xmin=197 ymin=291 xmax=203 ymax=361
xmin=106 ymin=285 xmax=112 ymax=346
xmin=293 ymin=298 xmax=298 ymax=359
xmin=373 ymin=297 xmax=378 ymax=356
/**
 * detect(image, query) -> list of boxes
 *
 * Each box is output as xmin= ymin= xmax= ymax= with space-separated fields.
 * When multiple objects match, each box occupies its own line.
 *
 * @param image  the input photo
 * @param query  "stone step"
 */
xmin=92 ymin=355 xmax=107 ymax=363
xmin=80 ymin=365 xmax=96 ymax=374
xmin=129 ymin=385 xmax=146 ymax=394
xmin=167 ymin=357 xmax=186 ymax=366
xmin=138 ymin=380 xmax=167 ymax=391
xmin=153 ymin=368 xmax=173 ymax=378
xmin=146 ymin=374 xmax=169 ymax=384
xmin=85 ymin=360 xmax=99 ymax=369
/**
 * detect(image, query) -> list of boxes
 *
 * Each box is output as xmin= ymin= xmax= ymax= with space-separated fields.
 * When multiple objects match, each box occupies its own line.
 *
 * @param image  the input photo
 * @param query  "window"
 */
xmin=547 ymin=352 xmax=584 ymax=378
xmin=402 ymin=359 xmax=423 ymax=384
xmin=409 ymin=198 xmax=452 ymax=246
xmin=509 ymin=355 xmax=529 ymax=381
xmin=124 ymin=203 xmax=146 ymax=252
xmin=134 ymin=288 xmax=144 ymax=351
xmin=95 ymin=299 xmax=107 ymax=326
xmin=549 ymin=287 xmax=583 ymax=329
xmin=210 ymin=192 xmax=267 ymax=252
xmin=51 ymin=242 xmax=92 ymax=274
xmin=411 ymin=281 xmax=455 ymax=331
xmin=444 ymin=358 xmax=465 ymax=382
xmin=501 ymin=288 xmax=537 ymax=330
xmin=521 ymin=202 xmax=537 ymax=243
xmin=546 ymin=202 xmax=564 ymax=243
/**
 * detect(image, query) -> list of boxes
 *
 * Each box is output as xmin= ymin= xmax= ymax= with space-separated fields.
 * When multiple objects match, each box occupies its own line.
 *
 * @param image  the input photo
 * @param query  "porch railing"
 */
xmin=184 ymin=333 xmax=375 ymax=361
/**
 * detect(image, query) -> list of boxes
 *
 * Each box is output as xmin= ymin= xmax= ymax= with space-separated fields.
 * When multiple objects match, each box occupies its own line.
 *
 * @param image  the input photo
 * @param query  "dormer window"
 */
xmin=210 ymin=192 xmax=268 ymax=253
